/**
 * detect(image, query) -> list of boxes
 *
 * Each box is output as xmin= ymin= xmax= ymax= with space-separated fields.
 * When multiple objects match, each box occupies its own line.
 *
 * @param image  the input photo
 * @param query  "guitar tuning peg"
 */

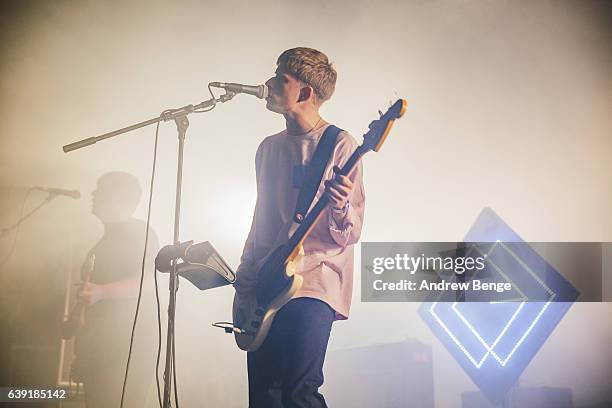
xmin=378 ymin=110 xmax=383 ymax=118
xmin=392 ymin=91 xmax=399 ymax=104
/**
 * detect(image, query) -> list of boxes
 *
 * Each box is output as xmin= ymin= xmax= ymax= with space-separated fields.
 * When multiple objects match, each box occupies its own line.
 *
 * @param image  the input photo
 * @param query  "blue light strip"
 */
xmin=452 ymin=301 xmax=525 ymax=366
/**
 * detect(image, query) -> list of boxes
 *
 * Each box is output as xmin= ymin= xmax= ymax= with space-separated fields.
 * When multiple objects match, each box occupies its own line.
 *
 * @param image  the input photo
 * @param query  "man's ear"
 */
xmin=297 ymin=85 xmax=313 ymax=103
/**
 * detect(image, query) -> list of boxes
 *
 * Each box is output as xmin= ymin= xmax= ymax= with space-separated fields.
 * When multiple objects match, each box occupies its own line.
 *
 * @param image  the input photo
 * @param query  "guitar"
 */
xmin=61 ymin=253 xmax=95 ymax=340
xmin=232 ymin=99 xmax=407 ymax=351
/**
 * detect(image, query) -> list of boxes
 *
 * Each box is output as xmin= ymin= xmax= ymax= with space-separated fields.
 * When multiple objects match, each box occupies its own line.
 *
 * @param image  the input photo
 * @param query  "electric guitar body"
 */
xmin=232 ymin=99 xmax=407 ymax=351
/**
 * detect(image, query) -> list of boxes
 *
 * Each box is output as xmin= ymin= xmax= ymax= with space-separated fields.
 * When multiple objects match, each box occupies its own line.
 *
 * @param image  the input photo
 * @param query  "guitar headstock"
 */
xmin=362 ymin=99 xmax=407 ymax=152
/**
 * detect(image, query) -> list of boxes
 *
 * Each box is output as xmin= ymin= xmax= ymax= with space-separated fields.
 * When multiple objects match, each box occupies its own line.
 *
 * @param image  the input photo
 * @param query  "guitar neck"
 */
xmin=281 ymin=98 xmax=407 ymax=263
xmin=285 ymin=144 xmax=367 ymax=259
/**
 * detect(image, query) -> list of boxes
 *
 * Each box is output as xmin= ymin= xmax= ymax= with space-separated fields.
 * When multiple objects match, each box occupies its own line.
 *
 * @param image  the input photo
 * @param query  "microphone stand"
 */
xmin=62 ymin=90 xmax=236 ymax=408
xmin=0 ymin=192 xmax=57 ymax=240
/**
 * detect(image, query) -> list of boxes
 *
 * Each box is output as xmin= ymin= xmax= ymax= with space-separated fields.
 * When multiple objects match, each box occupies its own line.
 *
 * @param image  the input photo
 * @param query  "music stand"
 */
xmin=155 ymin=241 xmax=235 ymax=290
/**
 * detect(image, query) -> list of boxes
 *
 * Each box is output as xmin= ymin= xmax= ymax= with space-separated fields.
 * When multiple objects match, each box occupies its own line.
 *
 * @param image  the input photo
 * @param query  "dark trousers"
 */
xmin=247 ymin=297 xmax=335 ymax=408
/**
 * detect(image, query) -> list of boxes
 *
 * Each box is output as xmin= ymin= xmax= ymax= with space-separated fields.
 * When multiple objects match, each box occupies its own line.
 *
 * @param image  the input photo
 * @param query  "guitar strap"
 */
xmin=293 ymin=124 xmax=343 ymax=224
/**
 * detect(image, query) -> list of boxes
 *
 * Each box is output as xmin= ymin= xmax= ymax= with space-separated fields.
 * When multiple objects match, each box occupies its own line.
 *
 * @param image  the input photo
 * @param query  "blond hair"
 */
xmin=277 ymin=47 xmax=337 ymax=103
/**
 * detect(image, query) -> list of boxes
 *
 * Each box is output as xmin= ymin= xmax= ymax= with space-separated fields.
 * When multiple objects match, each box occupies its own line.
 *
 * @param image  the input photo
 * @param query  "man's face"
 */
xmin=91 ymin=178 xmax=112 ymax=220
xmin=264 ymin=68 xmax=307 ymax=114
xmin=91 ymin=176 xmax=132 ymax=223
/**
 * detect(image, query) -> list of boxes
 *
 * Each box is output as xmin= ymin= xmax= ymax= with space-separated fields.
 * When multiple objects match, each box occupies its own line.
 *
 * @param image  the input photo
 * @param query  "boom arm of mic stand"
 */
xmin=62 ymin=96 xmax=223 ymax=153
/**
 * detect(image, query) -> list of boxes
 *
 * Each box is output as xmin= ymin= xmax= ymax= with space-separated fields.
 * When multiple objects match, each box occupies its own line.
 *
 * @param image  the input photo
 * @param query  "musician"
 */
xmin=234 ymin=47 xmax=365 ymax=407
xmin=74 ymin=171 xmax=158 ymax=408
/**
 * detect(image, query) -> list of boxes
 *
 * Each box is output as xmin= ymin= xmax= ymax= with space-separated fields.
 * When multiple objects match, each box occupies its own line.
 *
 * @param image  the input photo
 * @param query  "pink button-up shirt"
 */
xmin=234 ymin=124 xmax=365 ymax=319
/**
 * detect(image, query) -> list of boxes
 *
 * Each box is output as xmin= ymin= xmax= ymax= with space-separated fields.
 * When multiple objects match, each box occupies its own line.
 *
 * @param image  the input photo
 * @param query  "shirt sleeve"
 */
xmin=326 ymin=133 xmax=365 ymax=248
xmin=234 ymin=142 xmax=264 ymax=294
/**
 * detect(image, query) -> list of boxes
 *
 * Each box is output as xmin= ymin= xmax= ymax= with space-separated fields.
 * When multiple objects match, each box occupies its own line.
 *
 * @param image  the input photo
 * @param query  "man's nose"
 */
xmin=264 ymin=78 xmax=274 ymax=89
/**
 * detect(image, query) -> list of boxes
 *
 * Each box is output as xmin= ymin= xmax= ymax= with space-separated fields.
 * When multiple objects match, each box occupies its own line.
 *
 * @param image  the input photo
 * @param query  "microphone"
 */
xmin=209 ymin=82 xmax=268 ymax=99
xmin=35 ymin=187 xmax=81 ymax=199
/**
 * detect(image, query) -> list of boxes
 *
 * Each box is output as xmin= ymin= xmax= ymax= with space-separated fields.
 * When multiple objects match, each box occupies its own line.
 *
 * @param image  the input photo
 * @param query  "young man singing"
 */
xmin=234 ymin=47 xmax=365 ymax=407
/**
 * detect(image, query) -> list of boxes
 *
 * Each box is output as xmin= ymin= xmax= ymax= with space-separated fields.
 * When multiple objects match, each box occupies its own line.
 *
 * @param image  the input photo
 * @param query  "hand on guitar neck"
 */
xmin=77 ymin=276 xmax=143 ymax=305
xmin=76 ymin=281 xmax=106 ymax=305
xmin=325 ymin=165 xmax=354 ymax=223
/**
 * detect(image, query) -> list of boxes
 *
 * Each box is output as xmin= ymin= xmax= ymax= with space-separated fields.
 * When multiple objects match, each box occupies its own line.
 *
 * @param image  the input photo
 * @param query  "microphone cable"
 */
xmin=154 ymin=243 xmax=163 ymax=407
xmin=0 ymin=187 xmax=35 ymax=266
xmin=120 ymin=118 xmax=161 ymax=408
